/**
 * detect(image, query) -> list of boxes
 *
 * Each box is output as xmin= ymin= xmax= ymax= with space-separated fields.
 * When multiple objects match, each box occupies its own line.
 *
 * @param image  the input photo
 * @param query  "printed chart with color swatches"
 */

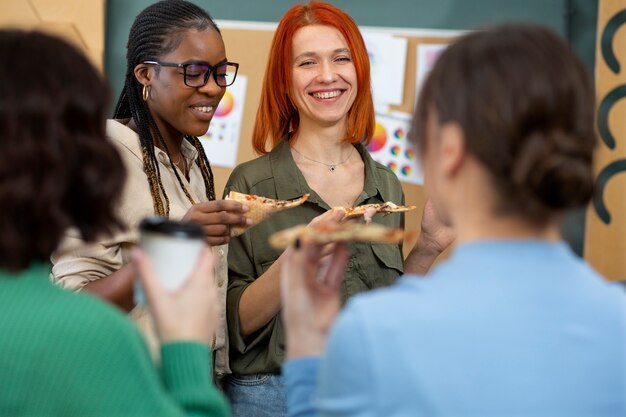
xmin=366 ymin=112 xmax=423 ymax=185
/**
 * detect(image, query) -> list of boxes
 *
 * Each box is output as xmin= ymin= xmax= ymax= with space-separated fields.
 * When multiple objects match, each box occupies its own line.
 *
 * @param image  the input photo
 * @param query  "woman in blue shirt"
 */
xmin=281 ymin=23 xmax=626 ymax=417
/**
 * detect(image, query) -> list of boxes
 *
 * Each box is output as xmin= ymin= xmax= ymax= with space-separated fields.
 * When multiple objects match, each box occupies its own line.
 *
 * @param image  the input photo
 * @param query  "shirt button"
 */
xmin=347 ymin=261 xmax=354 ymax=268
xmin=217 ymin=280 xmax=224 ymax=288
xmin=218 ymin=248 xmax=224 ymax=256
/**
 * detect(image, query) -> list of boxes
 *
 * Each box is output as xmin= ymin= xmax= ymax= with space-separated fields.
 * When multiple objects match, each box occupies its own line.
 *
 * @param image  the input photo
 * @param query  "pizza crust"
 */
xmin=226 ymin=191 xmax=309 ymax=237
xmin=338 ymin=202 xmax=417 ymax=219
xmin=269 ymin=222 xmax=408 ymax=250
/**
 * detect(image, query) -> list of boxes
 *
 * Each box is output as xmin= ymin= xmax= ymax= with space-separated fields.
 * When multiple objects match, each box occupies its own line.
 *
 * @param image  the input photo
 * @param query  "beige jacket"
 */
xmin=51 ymin=119 xmax=230 ymax=378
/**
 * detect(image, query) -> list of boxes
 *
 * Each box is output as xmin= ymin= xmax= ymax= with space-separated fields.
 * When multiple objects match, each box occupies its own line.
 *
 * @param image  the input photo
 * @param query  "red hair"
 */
xmin=252 ymin=1 xmax=374 ymax=154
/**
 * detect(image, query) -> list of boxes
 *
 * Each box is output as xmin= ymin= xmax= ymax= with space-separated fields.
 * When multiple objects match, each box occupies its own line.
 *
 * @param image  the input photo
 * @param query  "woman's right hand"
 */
xmin=281 ymin=236 xmax=350 ymax=359
xmin=183 ymin=200 xmax=252 ymax=246
xmin=132 ymin=246 xmax=218 ymax=345
xmin=236 ymin=207 xmax=347 ymax=337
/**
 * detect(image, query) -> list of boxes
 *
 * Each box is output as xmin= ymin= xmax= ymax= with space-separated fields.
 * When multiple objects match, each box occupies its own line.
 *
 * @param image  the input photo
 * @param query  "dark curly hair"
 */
xmin=413 ymin=23 xmax=596 ymax=225
xmin=0 ymin=30 xmax=126 ymax=272
xmin=114 ymin=0 xmax=219 ymax=216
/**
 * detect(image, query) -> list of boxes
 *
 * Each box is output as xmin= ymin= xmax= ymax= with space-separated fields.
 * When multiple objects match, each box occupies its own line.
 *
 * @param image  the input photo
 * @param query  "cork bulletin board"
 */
xmin=212 ymin=22 xmax=457 ymax=254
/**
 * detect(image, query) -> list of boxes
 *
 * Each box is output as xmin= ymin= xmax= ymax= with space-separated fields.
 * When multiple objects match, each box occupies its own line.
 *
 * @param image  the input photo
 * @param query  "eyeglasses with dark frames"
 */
xmin=143 ymin=60 xmax=239 ymax=87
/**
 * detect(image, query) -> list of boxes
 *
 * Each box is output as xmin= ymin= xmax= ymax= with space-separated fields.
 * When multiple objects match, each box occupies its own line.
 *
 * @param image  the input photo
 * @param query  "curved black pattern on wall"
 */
xmin=597 ymin=84 xmax=626 ymax=150
xmin=593 ymin=159 xmax=626 ymax=224
xmin=601 ymin=8 xmax=626 ymax=74
xmin=594 ymin=8 xmax=626 ymax=225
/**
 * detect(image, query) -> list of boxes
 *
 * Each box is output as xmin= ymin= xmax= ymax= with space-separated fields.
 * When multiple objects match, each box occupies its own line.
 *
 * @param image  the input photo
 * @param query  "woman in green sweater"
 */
xmin=0 ymin=30 xmax=229 ymax=417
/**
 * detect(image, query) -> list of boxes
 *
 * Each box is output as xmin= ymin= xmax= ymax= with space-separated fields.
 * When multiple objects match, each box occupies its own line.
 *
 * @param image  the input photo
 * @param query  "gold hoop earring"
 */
xmin=142 ymin=85 xmax=150 ymax=102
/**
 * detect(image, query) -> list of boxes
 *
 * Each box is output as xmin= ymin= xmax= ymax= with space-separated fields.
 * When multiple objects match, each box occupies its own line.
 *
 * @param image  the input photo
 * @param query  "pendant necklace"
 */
xmin=291 ymin=145 xmax=354 ymax=172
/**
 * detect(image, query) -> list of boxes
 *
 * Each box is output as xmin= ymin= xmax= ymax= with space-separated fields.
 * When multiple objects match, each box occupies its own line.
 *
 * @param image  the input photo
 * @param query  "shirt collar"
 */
xmin=156 ymin=139 xmax=199 ymax=167
xmin=270 ymin=139 xmax=310 ymax=200
xmin=107 ymin=119 xmax=199 ymax=166
xmin=355 ymin=142 xmax=386 ymax=203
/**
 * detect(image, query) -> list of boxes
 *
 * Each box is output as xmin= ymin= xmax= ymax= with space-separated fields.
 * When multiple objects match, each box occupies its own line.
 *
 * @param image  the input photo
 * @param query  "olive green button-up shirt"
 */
xmin=224 ymin=139 xmax=405 ymax=376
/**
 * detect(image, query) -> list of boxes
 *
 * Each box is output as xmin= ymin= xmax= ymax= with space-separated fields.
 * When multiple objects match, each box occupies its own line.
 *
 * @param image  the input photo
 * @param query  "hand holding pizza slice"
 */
xmin=269 ymin=221 xmax=411 ymax=250
xmin=226 ymin=191 xmax=309 ymax=237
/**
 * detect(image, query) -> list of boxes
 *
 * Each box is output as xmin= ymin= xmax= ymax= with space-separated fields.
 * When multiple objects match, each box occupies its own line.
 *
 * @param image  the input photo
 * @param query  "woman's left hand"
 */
xmin=133 ymin=246 xmax=219 ymax=345
xmin=183 ymin=199 xmax=251 ymax=246
xmin=281 ymin=238 xmax=350 ymax=359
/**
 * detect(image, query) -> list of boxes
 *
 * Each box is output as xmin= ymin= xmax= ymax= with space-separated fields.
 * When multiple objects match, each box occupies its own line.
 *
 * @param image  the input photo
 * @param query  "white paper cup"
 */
xmin=135 ymin=216 xmax=204 ymax=304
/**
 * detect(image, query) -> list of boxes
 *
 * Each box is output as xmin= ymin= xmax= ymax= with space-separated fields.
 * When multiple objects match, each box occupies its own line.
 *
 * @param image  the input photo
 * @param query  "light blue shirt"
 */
xmin=284 ymin=240 xmax=626 ymax=417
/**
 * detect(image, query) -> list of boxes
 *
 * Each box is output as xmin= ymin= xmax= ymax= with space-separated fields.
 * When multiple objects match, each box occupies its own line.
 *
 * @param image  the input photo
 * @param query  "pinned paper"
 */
xmin=199 ymin=75 xmax=247 ymax=168
xmin=415 ymin=43 xmax=448 ymax=102
xmin=362 ymin=31 xmax=408 ymax=106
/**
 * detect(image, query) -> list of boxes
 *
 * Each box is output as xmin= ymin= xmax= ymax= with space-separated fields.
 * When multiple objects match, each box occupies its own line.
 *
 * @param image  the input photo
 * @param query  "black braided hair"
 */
xmin=114 ymin=0 xmax=218 ymax=216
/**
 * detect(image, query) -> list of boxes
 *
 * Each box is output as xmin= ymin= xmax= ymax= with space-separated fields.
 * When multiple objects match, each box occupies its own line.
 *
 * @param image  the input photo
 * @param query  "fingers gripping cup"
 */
xmin=135 ymin=216 xmax=205 ymax=304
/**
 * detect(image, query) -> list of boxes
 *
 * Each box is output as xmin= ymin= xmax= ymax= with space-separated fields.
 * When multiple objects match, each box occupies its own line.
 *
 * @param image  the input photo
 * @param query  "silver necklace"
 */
xmin=291 ymin=145 xmax=354 ymax=172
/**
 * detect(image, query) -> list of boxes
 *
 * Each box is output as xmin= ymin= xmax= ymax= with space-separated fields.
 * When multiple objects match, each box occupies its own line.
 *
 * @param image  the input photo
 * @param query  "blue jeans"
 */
xmin=225 ymin=373 xmax=286 ymax=417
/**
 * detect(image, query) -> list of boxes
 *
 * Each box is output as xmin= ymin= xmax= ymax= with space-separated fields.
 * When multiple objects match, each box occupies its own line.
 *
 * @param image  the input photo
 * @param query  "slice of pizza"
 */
xmin=227 ymin=191 xmax=309 ymax=237
xmin=269 ymin=221 xmax=409 ymax=250
xmin=338 ymin=202 xmax=417 ymax=219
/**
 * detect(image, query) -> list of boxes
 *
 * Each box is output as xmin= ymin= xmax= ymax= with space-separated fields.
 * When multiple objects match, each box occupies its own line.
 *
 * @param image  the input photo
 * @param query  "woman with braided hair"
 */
xmin=52 ymin=0 xmax=246 ymax=380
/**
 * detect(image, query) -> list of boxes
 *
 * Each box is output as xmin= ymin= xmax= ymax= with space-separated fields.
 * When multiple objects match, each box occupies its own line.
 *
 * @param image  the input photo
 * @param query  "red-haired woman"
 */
xmin=222 ymin=2 xmax=451 ymax=416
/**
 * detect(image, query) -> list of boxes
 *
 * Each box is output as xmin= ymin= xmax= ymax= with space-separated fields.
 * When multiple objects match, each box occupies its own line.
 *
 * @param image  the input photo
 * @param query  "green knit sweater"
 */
xmin=0 ymin=263 xmax=230 ymax=417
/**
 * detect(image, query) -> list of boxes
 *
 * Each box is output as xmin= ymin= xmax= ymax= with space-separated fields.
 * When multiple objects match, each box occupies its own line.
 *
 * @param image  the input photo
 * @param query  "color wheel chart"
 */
xmin=199 ymin=75 xmax=248 ymax=168
xmin=366 ymin=112 xmax=423 ymax=185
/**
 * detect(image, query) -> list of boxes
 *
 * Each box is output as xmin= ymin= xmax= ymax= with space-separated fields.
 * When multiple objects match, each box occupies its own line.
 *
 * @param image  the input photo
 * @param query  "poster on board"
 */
xmin=362 ymin=31 xmax=408 ymax=107
xmin=199 ymin=75 xmax=248 ymax=168
xmin=366 ymin=111 xmax=422 ymax=185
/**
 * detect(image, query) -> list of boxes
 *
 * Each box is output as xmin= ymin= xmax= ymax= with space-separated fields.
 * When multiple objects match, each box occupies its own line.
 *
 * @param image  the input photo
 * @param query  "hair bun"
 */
xmin=511 ymin=130 xmax=594 ymax=211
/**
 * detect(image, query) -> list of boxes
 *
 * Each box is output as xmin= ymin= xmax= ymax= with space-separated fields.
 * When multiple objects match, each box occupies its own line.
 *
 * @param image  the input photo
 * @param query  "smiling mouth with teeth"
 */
xmin=312 ymin=90 xmax=342 ymax=99
xmin=193 ymin=106 xmax=214 ymax=113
